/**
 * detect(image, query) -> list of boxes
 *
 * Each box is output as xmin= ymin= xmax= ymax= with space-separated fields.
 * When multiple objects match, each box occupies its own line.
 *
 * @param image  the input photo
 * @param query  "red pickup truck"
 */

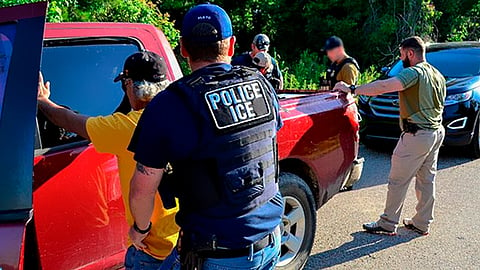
xmin=0 ymin=3 xmax=363 ymax=270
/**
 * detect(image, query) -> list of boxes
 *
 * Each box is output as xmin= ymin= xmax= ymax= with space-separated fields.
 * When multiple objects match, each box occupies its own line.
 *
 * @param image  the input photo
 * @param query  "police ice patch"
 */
xmin=205 ymin=80 xmax=272 ymax=130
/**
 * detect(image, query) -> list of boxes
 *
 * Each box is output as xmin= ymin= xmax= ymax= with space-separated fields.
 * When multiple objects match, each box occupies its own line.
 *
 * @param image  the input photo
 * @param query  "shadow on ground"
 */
xmin=304 ymin=229 xmax=423 ymax=269
xmin=354 ymin=142 xmax=474 ymax=190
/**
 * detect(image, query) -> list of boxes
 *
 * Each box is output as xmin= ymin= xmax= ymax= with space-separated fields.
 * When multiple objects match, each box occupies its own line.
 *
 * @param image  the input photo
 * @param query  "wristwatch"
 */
xmin=349 ymin=85 xmax=357 ymax=94
xmin=133 ymin=221 xmax=152 ymax=234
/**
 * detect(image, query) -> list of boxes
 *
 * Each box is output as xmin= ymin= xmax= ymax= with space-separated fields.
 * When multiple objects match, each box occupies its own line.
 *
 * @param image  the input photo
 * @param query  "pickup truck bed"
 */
xmin=278 ymin=91 xmax=360 ymax=202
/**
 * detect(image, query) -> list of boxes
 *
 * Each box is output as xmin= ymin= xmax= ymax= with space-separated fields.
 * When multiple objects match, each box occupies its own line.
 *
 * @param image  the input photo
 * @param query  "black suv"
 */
xmin=358 ymin=42 xmax=480 ymax=158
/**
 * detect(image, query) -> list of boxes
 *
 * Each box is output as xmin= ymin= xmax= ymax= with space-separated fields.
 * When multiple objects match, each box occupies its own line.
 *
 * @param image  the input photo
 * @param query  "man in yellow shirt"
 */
xmin=322 ymin=36 xmax=360 ymax=89
xmin=37 ymin=51 xmax=179 ymax=269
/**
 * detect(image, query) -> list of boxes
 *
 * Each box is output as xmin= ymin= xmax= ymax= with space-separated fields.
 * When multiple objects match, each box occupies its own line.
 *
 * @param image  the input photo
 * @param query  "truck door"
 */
xmin=0 ymin=2 xmax=47 ymax=269
xmin=33 ymin=38 xmax=142 ymax=269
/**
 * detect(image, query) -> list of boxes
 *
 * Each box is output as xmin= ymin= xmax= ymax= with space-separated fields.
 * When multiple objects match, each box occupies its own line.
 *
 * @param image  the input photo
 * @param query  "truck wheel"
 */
xmin=277 ymin=172 xmax=316 ymax=270
xmin=470 ymin=115 xmax=480 ymax=159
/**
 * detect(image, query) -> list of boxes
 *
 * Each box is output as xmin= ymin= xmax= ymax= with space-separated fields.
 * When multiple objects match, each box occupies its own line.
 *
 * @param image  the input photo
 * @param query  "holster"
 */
xmin=179 ymin=232 xmax=216 ymax=270
xmin=158 ymin=164 xmax=177 ymax=209
xmin=402 ymin=119 xmax=420 ymax=135
xmin=180 ymin=251 xmax=204 ymax=270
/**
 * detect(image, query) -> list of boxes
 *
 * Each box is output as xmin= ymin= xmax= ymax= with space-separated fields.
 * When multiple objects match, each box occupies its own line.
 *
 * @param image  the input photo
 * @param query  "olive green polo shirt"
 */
xmin=395 ymin=62 xmax=446 ymax=130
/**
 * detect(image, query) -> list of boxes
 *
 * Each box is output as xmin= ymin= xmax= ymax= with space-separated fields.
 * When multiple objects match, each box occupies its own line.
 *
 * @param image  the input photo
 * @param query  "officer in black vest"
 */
xmin=321 ymin=36 xmax=360 ymax=90
xmin=232 ymin=34 xmax=283 ymax=91
xmin=127 ymin=4 xmax=283 ymax=270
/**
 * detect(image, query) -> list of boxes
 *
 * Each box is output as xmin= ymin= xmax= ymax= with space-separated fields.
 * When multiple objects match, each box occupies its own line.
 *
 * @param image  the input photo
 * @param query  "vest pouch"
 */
xmin=223 ymin=161 xmax=265 ymax=205
xmin=173 ymin=159 xmax=223 ymax=212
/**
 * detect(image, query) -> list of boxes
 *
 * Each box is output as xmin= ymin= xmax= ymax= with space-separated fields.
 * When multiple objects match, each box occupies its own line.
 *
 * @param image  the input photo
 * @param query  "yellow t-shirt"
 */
xmin=86 ymin=110 xmax=179 ymax=260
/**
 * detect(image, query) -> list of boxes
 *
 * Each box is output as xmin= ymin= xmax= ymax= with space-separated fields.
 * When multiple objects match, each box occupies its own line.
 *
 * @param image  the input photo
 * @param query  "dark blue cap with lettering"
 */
xmin=181 ymin=3 xmax=233 ymax=43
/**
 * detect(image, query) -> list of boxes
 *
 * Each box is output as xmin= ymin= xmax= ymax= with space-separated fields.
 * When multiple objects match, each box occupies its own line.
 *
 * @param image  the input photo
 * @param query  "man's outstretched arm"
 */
xmin=37 ymin=72 xmax=90 ymax=140
xmin=334 ymin=77 xmax=405 ymax=96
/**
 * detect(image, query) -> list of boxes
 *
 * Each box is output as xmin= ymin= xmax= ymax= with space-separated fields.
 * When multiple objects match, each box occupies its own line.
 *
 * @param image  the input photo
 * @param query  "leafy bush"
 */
xmin=279 ymin=49 xmax=380 ymax=90
xmin=357 ymin=65 xmax=382 ymax=85
xmin=278 ymin=50 xmax=325 ymax=90
xmin=0 ymin=0 xmax=179 ymax=48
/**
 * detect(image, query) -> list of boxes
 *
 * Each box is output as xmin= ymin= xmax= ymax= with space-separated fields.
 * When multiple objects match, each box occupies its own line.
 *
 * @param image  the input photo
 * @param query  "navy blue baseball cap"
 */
xmin=323 ymin=36 xmax=343 ymax=51
xmin=181 ymin=3 xmax=233 ymax=43
xmin=114 ymin=51 xmax=167 ymax=83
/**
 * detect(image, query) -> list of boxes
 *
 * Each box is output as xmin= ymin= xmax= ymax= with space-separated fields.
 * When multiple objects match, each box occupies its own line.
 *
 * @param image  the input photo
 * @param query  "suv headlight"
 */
xmin=445 ymin=90 xmax=473 ymax=106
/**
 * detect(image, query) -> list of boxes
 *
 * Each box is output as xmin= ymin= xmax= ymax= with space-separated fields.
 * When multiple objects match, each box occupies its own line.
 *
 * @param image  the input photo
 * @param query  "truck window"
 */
xmin=0 ymin=23 xmax=16 ymax=118
xmin=38 ymin=39 xmax=141 ymax=149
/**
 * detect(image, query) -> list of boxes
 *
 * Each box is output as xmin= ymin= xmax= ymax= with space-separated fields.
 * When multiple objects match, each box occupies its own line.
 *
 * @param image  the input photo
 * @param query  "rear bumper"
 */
xmin=342 ymin=157 xmax=364 ymax=189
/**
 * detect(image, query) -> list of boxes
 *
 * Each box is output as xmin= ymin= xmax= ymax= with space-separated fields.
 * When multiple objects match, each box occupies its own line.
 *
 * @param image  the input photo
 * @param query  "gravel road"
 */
xmin=305 ymin=143 xmax=480 ymax=270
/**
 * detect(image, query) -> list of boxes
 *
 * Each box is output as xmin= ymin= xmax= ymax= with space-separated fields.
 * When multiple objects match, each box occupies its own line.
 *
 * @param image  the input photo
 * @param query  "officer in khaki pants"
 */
xmin=334 ymin=36 xmax=446 ymax=236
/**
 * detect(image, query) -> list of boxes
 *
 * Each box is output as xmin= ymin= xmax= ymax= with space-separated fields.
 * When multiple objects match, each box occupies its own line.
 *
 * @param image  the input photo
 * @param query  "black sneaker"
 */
xmin=362 ymin=222 xmax=397 ymax=235
xmin=403 ymin=218 xmax=429 ymax=236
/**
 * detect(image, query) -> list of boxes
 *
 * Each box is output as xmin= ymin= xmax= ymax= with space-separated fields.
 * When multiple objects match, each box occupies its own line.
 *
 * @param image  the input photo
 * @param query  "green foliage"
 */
xmin=434 ymin=0 xmax=479 ymax=41
xmin=156 ymin=0 xmax=447 ymax=79
xmin=4 ymin=0 xmax=480 ymax=88
xmin=357 ymin=66 xmax=382 ymax=86
xmin=302 ymin=0 xmax=442 ymax=67
xmin=446 ymin=2 xmax=480 ymax=41
xmin=0 ymin=0 xmax=179 ymax=48
xmin=278 ymin=50 xmax=325 ymax=90
xmin=279 ymin=49 xmax=381 ymax=90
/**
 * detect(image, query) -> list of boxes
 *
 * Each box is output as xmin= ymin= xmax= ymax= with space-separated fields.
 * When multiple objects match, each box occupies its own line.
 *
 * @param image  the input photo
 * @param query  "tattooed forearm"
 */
xmin=136 ymin=163 xmax=155 ymax=176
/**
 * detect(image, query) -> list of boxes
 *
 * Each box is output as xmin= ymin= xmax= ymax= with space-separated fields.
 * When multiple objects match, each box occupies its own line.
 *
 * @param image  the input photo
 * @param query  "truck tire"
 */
xmin=470 ymin=115 xmax=480 ymax=159
xmin=277 ymin=172 xmax=317 ymax=270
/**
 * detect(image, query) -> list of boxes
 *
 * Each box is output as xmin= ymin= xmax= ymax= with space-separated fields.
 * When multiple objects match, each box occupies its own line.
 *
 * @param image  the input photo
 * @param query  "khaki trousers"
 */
xmin=377 ymin=126 xmax=445 ymax=232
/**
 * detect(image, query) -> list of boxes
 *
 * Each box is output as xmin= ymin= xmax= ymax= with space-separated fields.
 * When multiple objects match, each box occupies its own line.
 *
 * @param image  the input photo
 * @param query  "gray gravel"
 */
xmin=305 ymin=143 xmax=480 ymax=270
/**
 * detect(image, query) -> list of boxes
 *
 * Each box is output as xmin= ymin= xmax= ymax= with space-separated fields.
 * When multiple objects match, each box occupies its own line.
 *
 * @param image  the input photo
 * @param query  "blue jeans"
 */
xmin=160 ymin=229 xmax=280 ymax=270
xmin=124 ymin=245 xmax=164 ymax=270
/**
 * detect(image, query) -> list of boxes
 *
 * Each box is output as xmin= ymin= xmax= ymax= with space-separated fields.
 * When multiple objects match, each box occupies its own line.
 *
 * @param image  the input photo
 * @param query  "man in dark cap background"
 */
xmin=232 ymin=33 xmax=284 ymax=90
xmin=37 ymin=51 xmax=178 ymax=270
xmin=322 ymin=36 xmax=360 ymax=90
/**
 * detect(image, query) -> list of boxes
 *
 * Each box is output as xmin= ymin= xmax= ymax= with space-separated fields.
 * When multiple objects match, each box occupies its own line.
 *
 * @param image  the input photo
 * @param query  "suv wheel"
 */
xmin=277 ymin=172 xmax=316 ymax=270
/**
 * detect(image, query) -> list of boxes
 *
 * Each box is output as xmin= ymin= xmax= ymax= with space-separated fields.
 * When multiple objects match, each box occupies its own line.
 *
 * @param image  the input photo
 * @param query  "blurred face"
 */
xmin=251 ymin=44 xmax=267 ymax=56
xmin=326 ymin=46 xmax=342 ymax=62
xmin=121 ymin=78 xmax=135 ymax=105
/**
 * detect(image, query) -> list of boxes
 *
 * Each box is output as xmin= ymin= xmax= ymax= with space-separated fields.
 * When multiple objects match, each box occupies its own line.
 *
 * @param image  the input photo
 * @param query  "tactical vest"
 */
xmin=325 ymin=57 xmax=360 ymax=89
xmin=159 ymin=65 xmax=279 ymax=218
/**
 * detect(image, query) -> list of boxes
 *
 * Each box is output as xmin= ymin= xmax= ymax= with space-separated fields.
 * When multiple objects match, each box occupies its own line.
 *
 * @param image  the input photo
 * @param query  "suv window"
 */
xmin=0 ymin=23 xmax=16 ymax=116
xmin=388 ymin=47 xmax=480 ymax=79
xmin=38 ymin=39 xmax=141 ymax=149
